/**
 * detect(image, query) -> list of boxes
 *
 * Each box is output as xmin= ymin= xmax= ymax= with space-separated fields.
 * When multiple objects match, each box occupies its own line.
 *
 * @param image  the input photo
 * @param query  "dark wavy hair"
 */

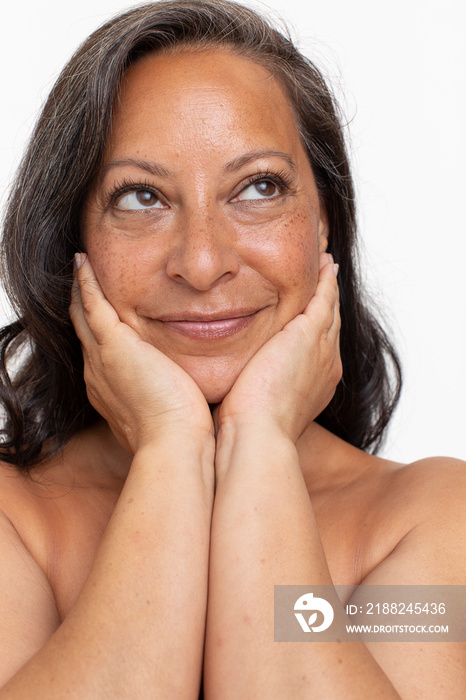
xmin=0 ymin=0 xmax=401 ymax=469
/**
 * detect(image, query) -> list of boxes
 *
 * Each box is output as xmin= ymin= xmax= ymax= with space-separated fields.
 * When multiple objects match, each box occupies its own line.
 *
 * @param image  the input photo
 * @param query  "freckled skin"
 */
xmin=82 ymin=48 xmax=328 ymax=402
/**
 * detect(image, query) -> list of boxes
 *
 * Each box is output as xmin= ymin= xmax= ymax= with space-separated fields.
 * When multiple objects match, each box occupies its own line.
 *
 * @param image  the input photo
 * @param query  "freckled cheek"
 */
xmin=278 ymin=243 xmax=318 ymax=308
xmin=85 ymin=236 xmax=150 ymax=313
xmin=255 ymin=215 xmax=320 ymax=305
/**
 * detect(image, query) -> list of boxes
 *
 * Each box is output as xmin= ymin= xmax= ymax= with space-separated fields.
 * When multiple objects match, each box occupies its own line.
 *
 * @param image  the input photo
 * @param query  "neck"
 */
xmin=68 ymin=419 xmax=133 ymax=483
xmin=296 ymin=421 xmax=368 ymax=494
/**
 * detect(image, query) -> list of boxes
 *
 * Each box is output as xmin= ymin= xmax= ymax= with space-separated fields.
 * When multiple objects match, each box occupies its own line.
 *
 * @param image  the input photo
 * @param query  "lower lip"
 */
xmin=162 ymin=313 xmax=258 ymax=339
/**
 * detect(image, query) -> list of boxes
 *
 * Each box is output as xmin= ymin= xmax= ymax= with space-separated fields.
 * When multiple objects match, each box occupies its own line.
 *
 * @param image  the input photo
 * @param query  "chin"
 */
xmin=179 ymin=355 xmax=244 ymax=404
xmin=194 ymin=375 xmax=235 ymax=405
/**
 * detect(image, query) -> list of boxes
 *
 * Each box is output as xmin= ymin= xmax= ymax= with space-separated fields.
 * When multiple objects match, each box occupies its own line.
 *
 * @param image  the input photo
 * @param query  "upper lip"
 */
xmin=156 ymin=308 xmax=262 ymax=322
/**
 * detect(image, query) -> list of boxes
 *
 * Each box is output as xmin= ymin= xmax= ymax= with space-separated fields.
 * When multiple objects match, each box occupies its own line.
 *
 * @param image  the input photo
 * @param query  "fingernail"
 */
xmin=74 ymin=252 xmax=88 ymax=269
xmin=327 ymin=253 xmax=334 ymax=264
xmin=333 ymin=263 xmax=339 ymax=277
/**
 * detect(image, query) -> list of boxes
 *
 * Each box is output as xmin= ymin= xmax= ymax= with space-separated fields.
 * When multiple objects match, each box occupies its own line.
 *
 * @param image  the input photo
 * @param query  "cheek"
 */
xmin=260 ymin=211 xmax=320 ymax=303
xmin=85 ymin=232 xmax=149 ymax=312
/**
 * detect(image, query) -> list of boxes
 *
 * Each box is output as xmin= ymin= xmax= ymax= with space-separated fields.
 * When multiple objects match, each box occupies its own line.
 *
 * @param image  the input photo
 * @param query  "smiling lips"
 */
xmin=159 ymin=310 xmax=260 ymax=339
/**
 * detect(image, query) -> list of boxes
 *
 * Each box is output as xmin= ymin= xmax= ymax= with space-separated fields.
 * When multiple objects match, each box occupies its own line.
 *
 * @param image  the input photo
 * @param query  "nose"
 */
xmin=165 ymin=206 xmax=239 ymax=290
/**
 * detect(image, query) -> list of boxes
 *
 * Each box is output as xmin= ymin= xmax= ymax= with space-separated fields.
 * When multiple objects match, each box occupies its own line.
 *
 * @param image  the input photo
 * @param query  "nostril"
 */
xmin=165 ymin=234 xmax=239 ymax=290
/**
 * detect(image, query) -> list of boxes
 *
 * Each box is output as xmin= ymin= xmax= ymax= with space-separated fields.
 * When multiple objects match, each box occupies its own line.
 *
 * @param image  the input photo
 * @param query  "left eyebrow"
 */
xmin=224 ymin=150 xmax=296 ymax=173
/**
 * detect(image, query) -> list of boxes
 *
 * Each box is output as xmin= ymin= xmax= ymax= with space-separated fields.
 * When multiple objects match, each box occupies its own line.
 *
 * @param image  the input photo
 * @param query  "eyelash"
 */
xmin=236 ymin=169 xmax=295 ymax=197
xmin=105 ymin=169 xmax=295 ymax=208
xmin=106 ymin=178 xmax=162 ymax=207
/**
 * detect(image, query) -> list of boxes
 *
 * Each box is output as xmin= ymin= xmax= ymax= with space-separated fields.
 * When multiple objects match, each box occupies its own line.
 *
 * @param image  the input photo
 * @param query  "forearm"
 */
xmin=2 ymin=432 xmax=214 ymax=700
xmin=205 ymin=421 xmax=400 ymax=699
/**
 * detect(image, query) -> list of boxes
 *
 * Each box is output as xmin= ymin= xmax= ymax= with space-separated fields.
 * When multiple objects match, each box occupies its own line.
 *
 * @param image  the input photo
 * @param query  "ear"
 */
xmin=318 ymin=205 xmax=329 ymax=254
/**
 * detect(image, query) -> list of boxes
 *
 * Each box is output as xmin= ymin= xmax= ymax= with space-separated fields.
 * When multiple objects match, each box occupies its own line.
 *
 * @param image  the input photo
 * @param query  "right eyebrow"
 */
xmin=99 ymin=158 xmax=173 ymax=183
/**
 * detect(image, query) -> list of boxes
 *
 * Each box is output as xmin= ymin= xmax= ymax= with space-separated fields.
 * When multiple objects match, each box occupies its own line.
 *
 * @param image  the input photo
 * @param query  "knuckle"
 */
xmin=80 ymin=296 xmax=94 ymax=317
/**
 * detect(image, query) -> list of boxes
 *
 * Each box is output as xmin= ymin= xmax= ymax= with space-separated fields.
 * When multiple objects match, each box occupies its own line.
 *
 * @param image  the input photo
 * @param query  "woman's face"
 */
xmin=82 ymin=48 xmax=328 ymax=403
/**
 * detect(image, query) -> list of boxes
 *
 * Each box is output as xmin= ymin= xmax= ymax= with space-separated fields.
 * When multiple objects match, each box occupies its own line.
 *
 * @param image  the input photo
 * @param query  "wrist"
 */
xmin=133 ymin=413 xmax=214 ymax=451
xmin=216 ymin=402 xmax=306 ymax=446
xmin=215 ymin=417 xmax=297 ymax=481
xmin=133 ymin=428 xmax=216 ymax=494
xmin=217 ymin=410 xmax=288 ymax=438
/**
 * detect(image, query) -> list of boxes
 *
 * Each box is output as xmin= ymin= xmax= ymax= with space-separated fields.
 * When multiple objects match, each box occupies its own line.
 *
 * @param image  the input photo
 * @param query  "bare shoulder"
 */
xmin=0 ymin=460 xmax=41 ymax=528
xmin=0 ymin=460 xmax=61 ymax=686
xmin=0 ymin=458 xmax=62 ymax=548
xmin=353 ymin=456 xmax=466 ymax=700
xmin=392 ymin=453 xmax=466 ymax=491
xmin=309 ymin=428 xmax=466 ymax=587
xmin=360 ymin=454 xmax=466 ymax=585
xmin=386 ymin=455 xmax=466 ymax=533
xmin=0 ymin=456 xmax=55 ymax=548
xmin=0 ymin=459 xmax=60 ymax=589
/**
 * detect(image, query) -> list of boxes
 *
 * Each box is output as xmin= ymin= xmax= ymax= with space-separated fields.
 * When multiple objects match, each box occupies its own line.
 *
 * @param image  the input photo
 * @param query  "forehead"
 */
xmin=106 ymin=47 xmax=305 ymax=163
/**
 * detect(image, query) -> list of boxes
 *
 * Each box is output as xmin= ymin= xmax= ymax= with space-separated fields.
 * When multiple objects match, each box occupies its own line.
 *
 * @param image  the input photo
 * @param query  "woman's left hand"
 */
xmin=215 ymin=253 xmax=342 ymax=444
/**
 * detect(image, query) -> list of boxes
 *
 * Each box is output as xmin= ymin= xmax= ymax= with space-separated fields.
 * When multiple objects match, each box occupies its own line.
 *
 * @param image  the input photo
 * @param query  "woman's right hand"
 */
xmin=69 ymin=253 xmax=214 ymax=454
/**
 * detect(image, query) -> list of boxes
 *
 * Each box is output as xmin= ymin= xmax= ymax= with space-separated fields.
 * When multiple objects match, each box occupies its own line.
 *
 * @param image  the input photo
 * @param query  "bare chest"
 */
xmin=11 ymin=465 xmax=405 ymax=621
xmin=46 ymin=482 xmax=389 ymax=618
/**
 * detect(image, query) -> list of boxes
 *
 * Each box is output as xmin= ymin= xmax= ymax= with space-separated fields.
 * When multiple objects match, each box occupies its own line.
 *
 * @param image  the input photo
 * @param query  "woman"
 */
xmin=0 ymin=1 xmax=464 ymax=697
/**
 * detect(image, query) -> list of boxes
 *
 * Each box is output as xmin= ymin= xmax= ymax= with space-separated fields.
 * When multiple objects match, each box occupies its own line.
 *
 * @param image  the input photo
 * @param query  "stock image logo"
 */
xmin=275 ymin=585 xmax=464 ymax=642
xmin=294 ymin=592 xmax=334 ymax=633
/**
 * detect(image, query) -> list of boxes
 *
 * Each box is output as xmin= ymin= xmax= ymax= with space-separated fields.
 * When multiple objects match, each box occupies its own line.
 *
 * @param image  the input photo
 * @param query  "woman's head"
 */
xmin=83 ymin=47 xmax=329 ymax=402
xmin=0 ymin=0 xmax=401 ymax=467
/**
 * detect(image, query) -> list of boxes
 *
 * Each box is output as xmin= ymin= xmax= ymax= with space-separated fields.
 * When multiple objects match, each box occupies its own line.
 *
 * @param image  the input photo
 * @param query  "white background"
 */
xmin=0 ymin=0 xmax=464 ymax=462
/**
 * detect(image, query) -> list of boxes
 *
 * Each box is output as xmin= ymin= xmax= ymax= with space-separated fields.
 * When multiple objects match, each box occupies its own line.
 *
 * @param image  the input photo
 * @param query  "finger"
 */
xmin=326 ymin=260 xmax=340 ymax=331
xmin=318 ymin=250 xmax=330 ymax=270
xmin=69 ymin=258 xmax=95 ymax=346
xmin=303 ymin=254 xmax=339 ymax=330
xmin=75 ymin=253 xmax=122 ymax=344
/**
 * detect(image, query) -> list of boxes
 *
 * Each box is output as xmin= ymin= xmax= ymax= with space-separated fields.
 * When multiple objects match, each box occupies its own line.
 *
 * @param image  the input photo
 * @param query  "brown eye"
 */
xmin=254 ymin=180 xmax=277 ymax=197
xmin=235 ymin=179 xmax=280 ymax=201
xmin=136 ymin=190 xmax=158 ymax=205
xmin=117 ymin=189 xmax=163 ymax=210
